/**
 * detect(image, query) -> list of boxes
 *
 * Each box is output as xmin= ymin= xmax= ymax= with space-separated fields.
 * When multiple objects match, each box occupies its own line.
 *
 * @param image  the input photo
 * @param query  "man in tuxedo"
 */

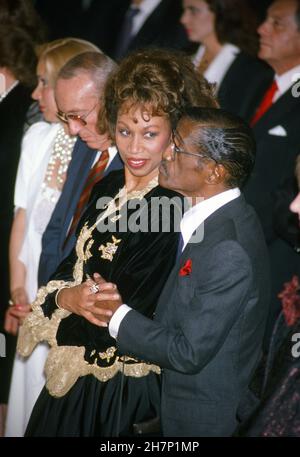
xmin=86 ymin=0 xmax=188 ymax=59
xmin=243 ymin=0 xmax=300 ymax=344
xmin=86 ymin=107 xmax=270 ymax=436
xmin=38 ymin=52 xmax=123 ymax=287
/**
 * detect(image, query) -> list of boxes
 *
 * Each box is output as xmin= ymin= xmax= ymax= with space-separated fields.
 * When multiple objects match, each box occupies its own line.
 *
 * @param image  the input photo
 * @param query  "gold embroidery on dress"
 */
xmin=99 ymin=346 xmax=117 ymax=362
xmin=17 ymin=176 xmax=160 ymax=396
xmin=84 ymin=238 xmax=94 ymax=263
xmin=99 ymin=236 xmax=121 ymax=261
xmin=44 ymin=346 xmax=161 ymax=398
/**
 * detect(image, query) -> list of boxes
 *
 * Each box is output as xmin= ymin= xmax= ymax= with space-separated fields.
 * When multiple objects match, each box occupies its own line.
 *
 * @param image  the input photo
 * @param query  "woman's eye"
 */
xmin=119 ymin=129 xmax=130 ymax=137
xmin=39 ymin=77 xmax=47 ymax=87
xmin=145 ymin=131 xmax=157 ymax=138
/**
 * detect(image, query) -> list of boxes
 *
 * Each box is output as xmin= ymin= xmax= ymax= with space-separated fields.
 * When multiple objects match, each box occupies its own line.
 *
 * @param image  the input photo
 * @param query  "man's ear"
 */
xmin=206 ymin=163 xmax=226 ymax=184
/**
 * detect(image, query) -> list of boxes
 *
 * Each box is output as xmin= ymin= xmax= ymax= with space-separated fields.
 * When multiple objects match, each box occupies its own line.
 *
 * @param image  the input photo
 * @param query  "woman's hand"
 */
xmin=4 ymin=287 xmax=31 ymax=334
xmin=11 ymin=286 xmax=28 ymax=308
xmin=4 ymin=308 xmax=19 ymax=335
xmin=57 ymin=281 xmax=110 ymax=327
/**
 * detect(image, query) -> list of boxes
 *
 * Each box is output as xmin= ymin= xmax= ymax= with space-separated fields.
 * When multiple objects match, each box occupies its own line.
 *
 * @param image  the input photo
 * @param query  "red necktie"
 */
xmin=250 ymin=80 xmax=278 ymax=126
xmin=65 ymin=149 xmax=109 ymax=240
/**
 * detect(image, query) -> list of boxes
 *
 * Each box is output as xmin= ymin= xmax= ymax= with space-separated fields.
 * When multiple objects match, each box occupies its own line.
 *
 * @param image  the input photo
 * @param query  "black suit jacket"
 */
xmin=38 ymin=139 xmax=123 ymax=286
xmin=0 ymin=83 xmax=32 ymax=403
xmin=0 ymin=84 xmax=32 ymax=321
xmin=117 ymin=195 xmax=270 ymax=436
xmin=243 ymin=81 xmax=300 ymax=341
xmin=98 ymin=0 xmax=188 ymax=59
xmin=218 ymin=52 xmax=273 ymax=119
xmin=125 ymin=0 xmax=188 ymax=55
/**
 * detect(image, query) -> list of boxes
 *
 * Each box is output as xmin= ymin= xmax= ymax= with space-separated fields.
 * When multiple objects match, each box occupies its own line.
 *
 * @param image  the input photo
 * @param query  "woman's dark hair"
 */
xmin=0 ymin=26 xmax=37 ymax=87
xmin=99 ymin=48 xmax=218 ymax=139
xmin=206 ymin=0 xmax=260 ymax=55
xmin=0 ymin=0 xmax=46 ymax=44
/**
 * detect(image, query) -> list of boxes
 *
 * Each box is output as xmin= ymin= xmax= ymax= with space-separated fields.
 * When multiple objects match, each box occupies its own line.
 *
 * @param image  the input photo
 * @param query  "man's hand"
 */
xmin=57 ymin=275 xmax=117 ymax=327
xmin=90 ymin=273 xmax=123 ymax=326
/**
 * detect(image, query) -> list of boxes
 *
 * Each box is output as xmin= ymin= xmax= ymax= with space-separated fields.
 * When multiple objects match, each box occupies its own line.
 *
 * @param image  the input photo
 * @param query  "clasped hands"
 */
xmin=57 ymin=273 xmax=122 ymax=327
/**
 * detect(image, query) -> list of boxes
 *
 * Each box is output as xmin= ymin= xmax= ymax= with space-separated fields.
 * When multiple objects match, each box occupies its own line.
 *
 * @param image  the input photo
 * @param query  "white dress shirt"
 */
xmin=91 ymin=145 xmax=118 ymax=167
xmin=109 ymin=187 xmax=241 ymax=338
xmin=131 ymin=0 xmax=162 ymax=36
xmin=273 ymin=64 xmax=300 ymax=102
xmin=193 ymin=43 xmax=240 ymax=90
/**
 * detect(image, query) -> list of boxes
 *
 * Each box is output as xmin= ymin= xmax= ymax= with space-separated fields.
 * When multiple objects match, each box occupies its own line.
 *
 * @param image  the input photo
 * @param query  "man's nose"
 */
xmin=257 ymin=19 xmax=270 ymax=37
xmin=67 ymin=120 xmax=82 ymax=136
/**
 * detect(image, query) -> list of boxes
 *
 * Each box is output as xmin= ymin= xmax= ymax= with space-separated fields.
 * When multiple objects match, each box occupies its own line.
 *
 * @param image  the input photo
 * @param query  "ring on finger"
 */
xmin=89 ymin=283 xmax=100 ymax=294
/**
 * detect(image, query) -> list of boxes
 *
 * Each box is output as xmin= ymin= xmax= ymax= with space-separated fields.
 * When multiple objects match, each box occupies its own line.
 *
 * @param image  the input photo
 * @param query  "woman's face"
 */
xmin=31 ymin=59 xmax=58 ymax=123
xmin=181 ymin=0 xmax=216 ymax=44
xmin=115 ymin=103 xmax=172 ymax=180
xmin=290 ymin=192 xmax=300 ymax=223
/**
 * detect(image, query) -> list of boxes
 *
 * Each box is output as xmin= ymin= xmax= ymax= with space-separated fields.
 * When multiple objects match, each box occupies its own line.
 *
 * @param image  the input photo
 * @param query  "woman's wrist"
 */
xmin=55 ymin=285 xmax=71 ymax=309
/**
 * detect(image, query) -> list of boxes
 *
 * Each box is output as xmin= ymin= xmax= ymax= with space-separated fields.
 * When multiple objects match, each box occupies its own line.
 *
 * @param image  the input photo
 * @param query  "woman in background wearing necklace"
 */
xmin=4 ymin=37 xmax=101 ymax=437
xmin=180 ymin=0 xmax=272 ymax=118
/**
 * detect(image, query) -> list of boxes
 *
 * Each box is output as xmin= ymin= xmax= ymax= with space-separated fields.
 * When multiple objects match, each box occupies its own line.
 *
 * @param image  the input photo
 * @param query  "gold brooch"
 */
xmin=98 ymin=236 xmax=121 ymax=261
xmin=99 ymin=346 xmax=117 ymax=363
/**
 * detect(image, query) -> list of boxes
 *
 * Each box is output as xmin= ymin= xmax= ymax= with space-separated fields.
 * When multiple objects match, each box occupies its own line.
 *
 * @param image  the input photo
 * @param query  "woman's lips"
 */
xmin=127 ymin=158 xmax=148 ymax=169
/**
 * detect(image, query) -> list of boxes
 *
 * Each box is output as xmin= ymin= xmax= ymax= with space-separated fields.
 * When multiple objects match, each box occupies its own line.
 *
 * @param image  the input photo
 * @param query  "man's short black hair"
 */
xmin=179 ymin=107 xmax=256 ymax=188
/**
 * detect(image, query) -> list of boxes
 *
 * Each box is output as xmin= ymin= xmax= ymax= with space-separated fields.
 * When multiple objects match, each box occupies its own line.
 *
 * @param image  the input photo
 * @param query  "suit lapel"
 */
xmin=104 ymin=151 xmax=123 ymax=176
xmin=60 ymin=138 xmax=97 ymax=246
xmin=129 ymin=0 xmax=169 ymax=48
xmin=155 ymin=196 xmax=247 ymax=320
xmin=253 ymin=89 xmax=299 ymax=140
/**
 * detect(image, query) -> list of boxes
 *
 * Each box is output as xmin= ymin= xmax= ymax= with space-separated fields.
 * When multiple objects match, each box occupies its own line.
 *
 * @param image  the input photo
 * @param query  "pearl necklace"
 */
xmin=44 ymin=126 xmax=76 ymax=188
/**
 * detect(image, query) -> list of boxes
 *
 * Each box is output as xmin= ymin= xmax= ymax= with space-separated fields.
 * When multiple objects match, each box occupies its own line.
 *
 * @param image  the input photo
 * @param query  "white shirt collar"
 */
xmin=131 ymin=0 xmax=161 ymax=36
xmin=274 ymin=64 xmax=300 ymax=101
xmin=0 ymin=80 xmax=19 ymax=103
xmin=193 ymin=43 xmax=240 ymax=89
xmin=180 ymin=187 xmax=241 ymax=250
xmin=92 ymin=145 xmax=118 ymax=168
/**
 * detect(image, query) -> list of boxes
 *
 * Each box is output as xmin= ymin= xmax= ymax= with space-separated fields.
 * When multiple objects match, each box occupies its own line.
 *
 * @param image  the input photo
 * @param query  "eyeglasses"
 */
xmin=56 ymin=102 xmax=98 ymax=126
xmin=170 ymin=131 xmax=216 ymax=163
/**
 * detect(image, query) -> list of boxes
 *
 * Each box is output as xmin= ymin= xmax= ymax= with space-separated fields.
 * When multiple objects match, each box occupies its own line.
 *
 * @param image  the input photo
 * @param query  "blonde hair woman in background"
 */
xmin=4 ymin=38 xmax=101 ymax=437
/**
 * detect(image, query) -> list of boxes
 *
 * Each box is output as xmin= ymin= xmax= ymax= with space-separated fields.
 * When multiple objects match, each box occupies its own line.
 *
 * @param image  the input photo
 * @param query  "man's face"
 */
xmin=159 ymin=118 xmax=213 ymax=198
xmin=258 ymin=0 xmax=300 ymax=74
xmin=55 ymin=74 xmax=100 ymax=148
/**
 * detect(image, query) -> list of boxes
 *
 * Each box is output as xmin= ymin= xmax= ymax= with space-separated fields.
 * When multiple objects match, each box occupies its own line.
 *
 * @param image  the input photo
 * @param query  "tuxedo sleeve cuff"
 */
xmin=109 ymin=304 xmax=132 ymax=339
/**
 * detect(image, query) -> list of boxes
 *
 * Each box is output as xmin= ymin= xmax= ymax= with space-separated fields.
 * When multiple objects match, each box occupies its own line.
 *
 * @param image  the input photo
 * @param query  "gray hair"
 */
xmin=57 ymin=51 xmax=117 ymax=98
xmin=178 ymin=107 xmax=256 ymax=188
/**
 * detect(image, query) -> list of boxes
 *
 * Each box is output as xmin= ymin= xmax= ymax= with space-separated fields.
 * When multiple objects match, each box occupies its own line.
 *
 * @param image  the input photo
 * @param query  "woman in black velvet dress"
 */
xmin=18 ymin=49 xmax=217 ymax=436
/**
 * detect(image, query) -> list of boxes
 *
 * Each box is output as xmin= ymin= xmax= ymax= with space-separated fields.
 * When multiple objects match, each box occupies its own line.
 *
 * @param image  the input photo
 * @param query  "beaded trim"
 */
xmin=17 ymin=177 xmax=161 ymax=397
